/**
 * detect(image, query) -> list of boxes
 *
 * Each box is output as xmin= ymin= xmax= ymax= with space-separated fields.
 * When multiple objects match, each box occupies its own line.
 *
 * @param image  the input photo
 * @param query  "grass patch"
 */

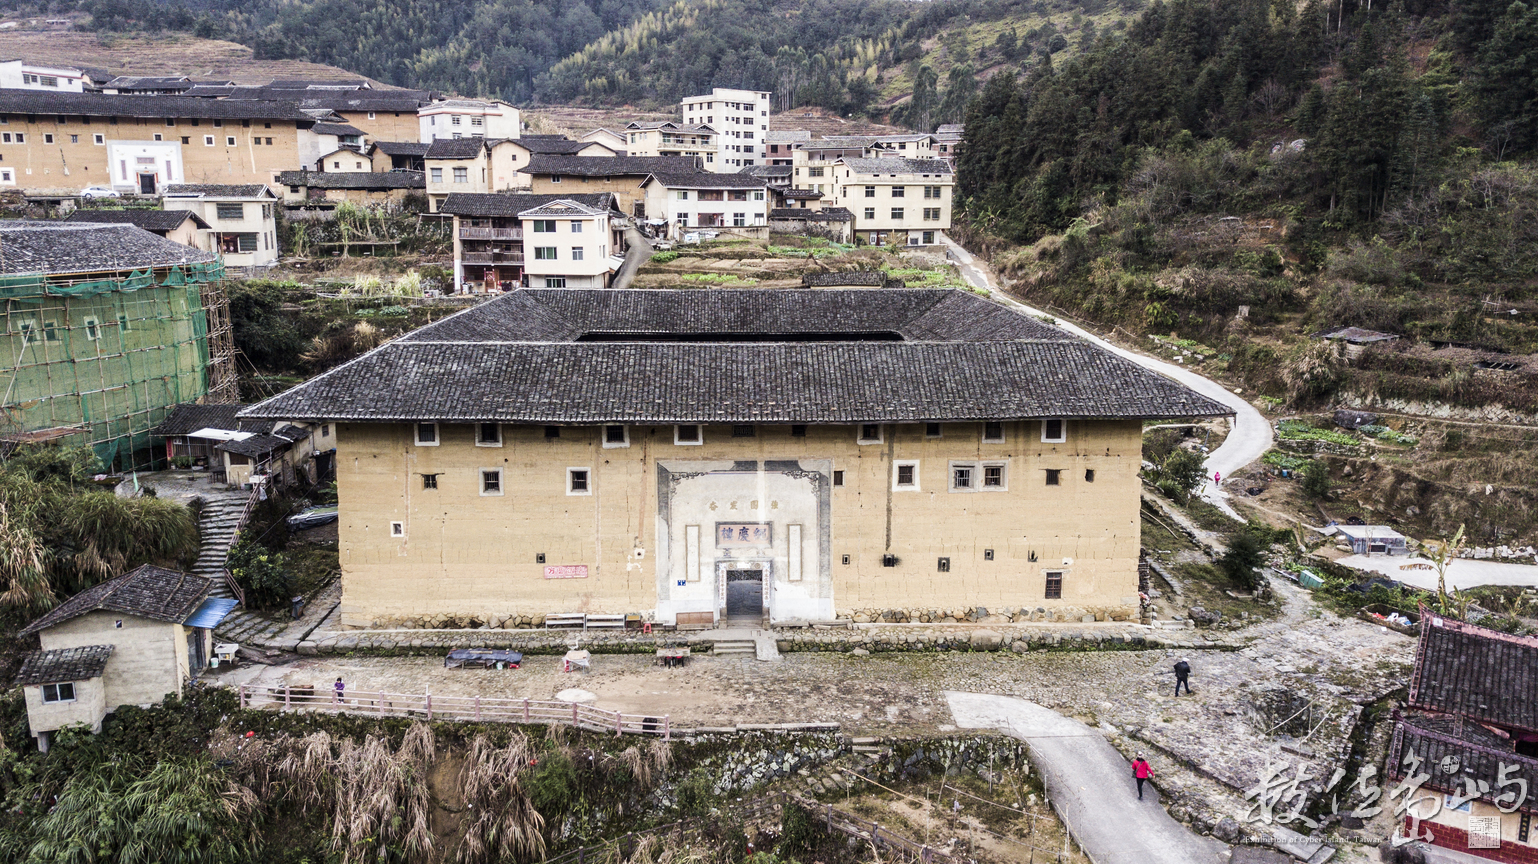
xmin=1278 ymin=420 xmax=1358 ymax=447
xmin=1262 ymin=450 xmax=1313 ymax=472
xmin=1359 ymin=424 xmax=1418 ymax=446
xmin=649 ymin=251 xmax=680 ymax=263
xmin=679 ymin=273 xmax=758 ymax=285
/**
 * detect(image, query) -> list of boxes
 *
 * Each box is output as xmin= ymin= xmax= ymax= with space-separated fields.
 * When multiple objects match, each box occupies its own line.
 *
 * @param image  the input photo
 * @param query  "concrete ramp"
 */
xmin=946 ymin=691 xmax=1229 ymax=864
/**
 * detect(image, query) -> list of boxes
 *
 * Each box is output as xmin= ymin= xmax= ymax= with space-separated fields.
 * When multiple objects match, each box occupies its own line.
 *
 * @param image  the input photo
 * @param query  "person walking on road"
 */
xmin=1133 ymin=756 xmax=1153 ymax=800
xmin=1173 ymin=659 xmax=1191 ymax=696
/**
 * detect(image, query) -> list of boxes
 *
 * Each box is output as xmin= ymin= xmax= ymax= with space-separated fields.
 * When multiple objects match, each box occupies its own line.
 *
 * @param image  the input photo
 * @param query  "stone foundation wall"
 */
xmin=841 ymin=604 xmax=1139 ymax=624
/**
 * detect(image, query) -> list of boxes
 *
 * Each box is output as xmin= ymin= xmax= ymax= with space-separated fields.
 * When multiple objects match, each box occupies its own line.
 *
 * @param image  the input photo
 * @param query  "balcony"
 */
xmin=462 ymin=251 xmax=525 ymax=265
xmin=459 ymin=227 xmax=522 ymax=241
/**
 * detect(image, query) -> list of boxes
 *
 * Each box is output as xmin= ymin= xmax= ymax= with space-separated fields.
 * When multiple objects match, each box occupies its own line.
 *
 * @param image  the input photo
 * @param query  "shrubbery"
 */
xmin=226 ymin=539 xmax=291 ymax=611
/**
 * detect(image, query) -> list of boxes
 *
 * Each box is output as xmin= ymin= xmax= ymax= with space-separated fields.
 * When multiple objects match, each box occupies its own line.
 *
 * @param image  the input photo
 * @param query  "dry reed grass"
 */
xmin=456 ymin=732 xmax=546 ymax=863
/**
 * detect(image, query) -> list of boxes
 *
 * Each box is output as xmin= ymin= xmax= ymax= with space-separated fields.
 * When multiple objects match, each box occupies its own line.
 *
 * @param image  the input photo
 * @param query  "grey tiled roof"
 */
xmin=838 ymin=157 xmax=954 ymax=175
xmin=1409 ymin=615 xmax=1538 ymax=733
xmin=522 ymin=155 xmax=701 ymax=177
xmin=766 ymin=130 xmax=812 ymax=143
xmin=217 ymin=433 xmax=292 ymax=458
xmin=771 ymin=207 xmax=851 ymax=221
xmin=643 ymin=172 xmax=767 ymax=189
xmin=425 ymin=138 xmax=491 ymax=159
xmin=1389 ymin=715 xmax=1538 ymax=813
xmin=278 ymin=170 xmax=425 ymax=190
xmin=148 ymin=402 xmax=249 ymax=436
xmin=371 ymin=141 xmax=430 ymax=156
xmin=517 ymin=138 xmax=596 ymax=155
xmin=21 ymin=565 xmax=212 ymax=636
xmin=64 ymin=209 xmax=209 ymax=232
xmin=15 ymin=645 xmax=113 ymax=686
xmin=311 ymin=122 xmax=365 ymax=136
xmin=0 ymin=222 xmax=215 ymax=274
xmin=438 ymin=192 xmax=617 ymax=218
xmin=0 ymin=91 xmax=311 ymax=120
xmin=782 ymin=189 xmax=822 ymax=198
xmin=163 ymin=184 xmax=274 ymax=198
xmin=241 ymin=289 xmax=1232 ymax=424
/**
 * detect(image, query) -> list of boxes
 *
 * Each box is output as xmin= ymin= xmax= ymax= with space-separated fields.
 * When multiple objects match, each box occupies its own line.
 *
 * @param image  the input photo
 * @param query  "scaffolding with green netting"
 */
xmin=0 ymin=260 xmax=238 ymax=471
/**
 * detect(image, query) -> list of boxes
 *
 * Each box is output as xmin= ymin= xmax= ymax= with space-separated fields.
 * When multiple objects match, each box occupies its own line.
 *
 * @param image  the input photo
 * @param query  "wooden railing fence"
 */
xmin=237 ymin=684 xmax=671 ymax=737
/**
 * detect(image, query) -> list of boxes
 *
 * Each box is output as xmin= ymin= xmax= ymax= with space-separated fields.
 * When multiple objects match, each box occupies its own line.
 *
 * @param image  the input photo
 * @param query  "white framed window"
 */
xmin=567 ymin=467 xmax=592 ymax=496
xmin=857 ymin=423 xmax=882 ymax=445
xmin=571 ymin=247 xmax=584 ymax=261
xmin=93 ymin=133 xmax=103 ymax=145
xmin=41 ymin=682 xmax=75 ymax=703
xmin=452 ymin=167 xmax=468 ymax=183
xmin=368 ymin=112 xmax=376 ymax=120
xmin=949 ymin=461 xmax=978 ymax=493
xmin=430 ymin=167 xmax=442 ymax=183
xmin=476 ymin=422 xmax=501 ymax=447
xmin=226 ymin=136 xmax=236 ymax=146
xmin=1042 ymin=417 xmax=1066 ymax=443
xmin=204 ymin=135 xmax=215 ymax=146
xmin=892 ymin=460 xmax=921 ymax=491
xmin=602 ymin=425 xmax=629 ymax=448
xmin=983 ymin=421 xmax=1006 ymax=444
xmin=390 ymin=521 xmax=405 ymax=537
xmin=414 ymin=422 xmax=439 ymax=446
xmin=83 ymin=317 xmax=100 ymax=341
xmin=981 ymin=461 xmax=1009 ymax=491
xmin=674 ymin=424 xmax=702 ymax=445
xmin=43 ymin=133 xmax=53 ymax=144
xmin=153 ymin=133 xmax=162 ymax=141
xmin=570 ymin=220 xmax=583 ymax=232
xmin=480 ymin=468 xmax=503 ymax=496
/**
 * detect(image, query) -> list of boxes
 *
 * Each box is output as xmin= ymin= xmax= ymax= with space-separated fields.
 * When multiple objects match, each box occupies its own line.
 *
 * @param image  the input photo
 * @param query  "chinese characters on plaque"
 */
xmin=716 ymin=522 xmax=771 ymax=548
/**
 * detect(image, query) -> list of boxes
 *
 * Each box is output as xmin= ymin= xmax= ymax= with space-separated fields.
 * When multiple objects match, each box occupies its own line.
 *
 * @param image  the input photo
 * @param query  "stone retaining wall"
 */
xmin=844 ymin=604 xmax=1137 ymax=624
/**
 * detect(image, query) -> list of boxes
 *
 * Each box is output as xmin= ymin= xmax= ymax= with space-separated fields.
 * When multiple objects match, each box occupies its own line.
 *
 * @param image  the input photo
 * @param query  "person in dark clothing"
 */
xmin=1174 ymin=659 xmax=1191 ymax=696
xmin=1132 ymin=756 xmax=1152 ymax=800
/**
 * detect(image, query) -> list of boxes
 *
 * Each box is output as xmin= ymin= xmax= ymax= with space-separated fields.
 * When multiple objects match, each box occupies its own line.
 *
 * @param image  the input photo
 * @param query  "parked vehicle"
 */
xmin=286 ymin=504 xmax=338 ymax=531
xmin=79 ymin=186 xmax=120 ymax=199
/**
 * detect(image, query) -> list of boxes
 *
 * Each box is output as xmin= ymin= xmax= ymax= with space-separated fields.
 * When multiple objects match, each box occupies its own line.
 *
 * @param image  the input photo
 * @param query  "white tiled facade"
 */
xmin=680 ymin=88 xmax=770 ymax=172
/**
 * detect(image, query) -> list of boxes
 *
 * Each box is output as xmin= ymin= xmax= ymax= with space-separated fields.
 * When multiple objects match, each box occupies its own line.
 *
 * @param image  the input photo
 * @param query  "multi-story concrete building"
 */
xmin=418 ymin=99 xmax=520 ymax=142
xmin=162 ymin=184 xmax=281 ymax=269
xmin=239 ymin=288 xmax=1228 ymax=630
xmin=0 ymin=91 xmax=316 ymax=195
xmin=680 ymin=87 xmax=770 ymax=171
xmin=765 ymin=130 xmax=810 ymax=165
xmin=423 ymin=137 xmax=620 ymax=210
xmin=439 ymin=192 xmax=623 ymax=292
xmin=639 ymin=171 xmax=769 ymax=238
xmin=624 ymin=121 xmax=717 ymax=165
xmin=826 ymin=157 xmax=955 ymax=246
xmin=933 ymin=124 xmax=963 ymax=165
xmin=520 ymin=155 xmax=703 ymax=218
xmin=0 ymin=59 xmax=90 ymax=92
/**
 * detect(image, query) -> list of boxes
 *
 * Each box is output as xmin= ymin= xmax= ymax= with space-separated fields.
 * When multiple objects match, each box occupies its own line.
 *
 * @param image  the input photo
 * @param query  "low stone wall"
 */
xmin=842 ymin=604 xmax=1139 ymax=624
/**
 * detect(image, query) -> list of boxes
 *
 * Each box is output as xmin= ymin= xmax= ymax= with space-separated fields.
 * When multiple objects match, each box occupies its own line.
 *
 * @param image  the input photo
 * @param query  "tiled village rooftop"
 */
xmin=14 ymin=645 xmax=114 ymax=687
xmin=277 ymin=170 xmax=425 ymax=190
xmin=241 ymin=288 xmax=1231 ymax=424
xmin=21 ymin=565 xmax=213 ymax=636
xmin=438 ymin=192 xmax=618 ymax=217
xmin=0 ymin=221 xmax=216 ymax=274
xmin=64 ymin=209 xmax=209 ymax=232
xmin=1409 ymin=613 xmax=1538 ymax=732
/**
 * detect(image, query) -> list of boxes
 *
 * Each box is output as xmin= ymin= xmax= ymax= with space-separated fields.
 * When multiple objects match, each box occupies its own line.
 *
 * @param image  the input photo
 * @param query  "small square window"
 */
xmin=1045 ymin=571 xmax=1064 ymax=599
xmin=204 ymin=135 xmax=214 ymax=146
xmin=984 ymin=549 xmax=995 ymax=561
xmin=1085 ymin=469 xmax=1095 ymax=483
xmin=983 ymin=422 xmax=1005 ymax=443
xmin=414 ymin=422 xmax=438 ymax=446
xmin=69 ymin=134 xmax=77 ymax=144
xmin=603 ymin=425 xmax=629 ymax=447
xmin=1042 ymin=417 xmax=1066 ymax=443
xmin=952 ymin=465 xmax=973 ymax=490
xmin=731 ymin=425 xmax=755 ymax=438
xmin=422 ymin=474 xmax=438 ymax=489
xmin=857 ymin=423 xmax=882 ymax=444
xmin=536 ymin=553 xmax=546 ymax=563
xmin=481 ymin=469 xmax=503 ymax=496
xmin=83 ymin=317 xmax=100 ymax=340
xmin=893 ymin=460 xmax=920 ymax=491
xmin=791 ymin=424 xmax=807 ymax=437
xmin=937 ymin=557 xmax=950 ymax=573
xmin=567 ymin=468 xmax=591 ymax=495
xmin=544 ymin=426 xmax=561 ymax=439
xmin=226 ymin=136 xmax=236 ymax=146
xmin=476 ymin=423 xmax=501 ymax=446
xmin=841 ymin=554 xmax=851 ymax=565
xmin=390 ymin=521 xmax=405 ymax=537
xmin=882 ymin=554 xmax=898 ymax=567
xmin=1045 ymin=469 xmax=1062 ymax=486
xmin=674 ymin=424 xmax=702 ymax=445
xmin=43 ymin=133 xmax=53 ymax=143
xmin=833 ymin=470 xmax=844 ymax=487
xmin=41 ymin=682 xmax=75 ymax=703
xmin=984 ymin=464 xmax=1005 ymax=488
xmin=925 ymin=422 xmax=942 ymax=438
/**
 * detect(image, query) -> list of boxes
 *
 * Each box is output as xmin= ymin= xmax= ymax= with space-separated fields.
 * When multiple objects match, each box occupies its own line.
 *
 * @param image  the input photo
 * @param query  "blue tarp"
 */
xmin=183 ymin=597 xmax=238 ymax=630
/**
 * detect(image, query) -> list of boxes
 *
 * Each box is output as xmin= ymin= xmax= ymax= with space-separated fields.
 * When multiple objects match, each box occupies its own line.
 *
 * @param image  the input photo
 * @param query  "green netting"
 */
xmin=0 ymin=261 xmax=227 ymax=300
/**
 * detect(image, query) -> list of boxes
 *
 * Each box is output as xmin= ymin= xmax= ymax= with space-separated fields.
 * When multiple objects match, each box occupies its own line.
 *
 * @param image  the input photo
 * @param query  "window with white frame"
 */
xmin=532 ymin=220 xmax=556 ymax=232
xmin=41 ymin=682 xmax=75 ymax=703
xmin=390 ymin=521 xmax=405 ymax=537
xmin=534 ymin=247 xmax=557 ymax=260
xmin=414 ymin=422 xmax=438 ymax=446
xmin=567 ymin=467 xmax=591 ymax=495
xmin=981 ymin=461 xmax=1008 ymax=490
xmin=983 ymin=421 xmax=1005 ymax=443
xmin=571 ymin=247 xmax=584 ymax=261
xmin=950 ymin=460 xmax=1008 ymax=492
xmin=674 ymin=424 xmax=702 ymax=445
xmin=83 ymin=317 xmax=100 ymax=341
xmin=203 ymin=135 xmax=214 ymax=146
xmin=1042 ymin=417 xmax=1066 ymax=442
xmin=602 ymin=425 xmax=629 ymax=448
xmin=476 ymin=423 xmax=501 ymax=447
xmin=857 ymin=423 xmax=882 ymax=445
xmin=570 ymin=220 xmax=583 ymax=232
xmin=430 ymin=167 xmax=443 ymax=183
xmin=892 ymin=460 xmax=920 ymax=491
xmin=950 ymin=462 xmax=974 ymax=492
xmin=452 ymin=167 xmax=468 ymax=183
xmin=480 ymin=468 xmax=503 ymax=496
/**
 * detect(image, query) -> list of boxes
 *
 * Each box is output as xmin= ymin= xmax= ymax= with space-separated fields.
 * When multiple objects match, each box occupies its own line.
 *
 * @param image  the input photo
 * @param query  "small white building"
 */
xmin=680 ymin=87 xmax=771 ymax=171
xmin=1333 ymin=525 xmax=1411 ymax=556
xmin=162 ymin=184 xmax=281 ymax=268
xmin=640 ymin=171 xmax=769 ymax=239
xmin=0 ymin=59 xmax=88 ymax=92
xmin=826 ymin=157 xmax=954 ymax=247
xmin=519 ymin=198 xmax=618 ymax=289
xmin=419 ymin=99 xmax=521 ymax=142
xmin=16 ymin=565 xmax=235 ymax=751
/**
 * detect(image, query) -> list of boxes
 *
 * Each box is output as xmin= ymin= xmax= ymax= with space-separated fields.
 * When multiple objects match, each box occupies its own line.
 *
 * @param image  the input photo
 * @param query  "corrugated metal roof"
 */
xmin=183 ymin=597 xmax=238 ymax=630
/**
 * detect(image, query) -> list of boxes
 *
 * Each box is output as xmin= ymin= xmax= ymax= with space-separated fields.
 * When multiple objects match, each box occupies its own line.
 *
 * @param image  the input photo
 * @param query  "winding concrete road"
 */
xmin=942 ymin=235 xmax=1269 ymax=518
xmin=610 ymin=225 xmax=653 ymax=291
xmin=945 ymin=691 xmax=1230 ymax=864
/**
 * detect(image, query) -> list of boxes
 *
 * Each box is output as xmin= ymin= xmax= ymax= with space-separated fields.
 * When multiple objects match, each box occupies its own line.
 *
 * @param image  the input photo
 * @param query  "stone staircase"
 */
xmin=712 ymin=639 xmax=757 ymax=657
xmin=781 ymin=749 xmax=883 ymax=799
xmin=191 ymin=489 xmax=288 ymax=645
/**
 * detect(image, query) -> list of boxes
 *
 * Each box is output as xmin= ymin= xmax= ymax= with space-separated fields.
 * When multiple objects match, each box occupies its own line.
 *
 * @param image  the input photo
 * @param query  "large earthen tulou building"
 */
xmin=242 ymin=288 xmax=1228 ymax=629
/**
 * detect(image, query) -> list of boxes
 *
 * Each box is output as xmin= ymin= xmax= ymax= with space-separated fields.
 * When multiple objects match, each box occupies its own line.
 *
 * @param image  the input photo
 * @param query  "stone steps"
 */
xmin=713 ymin=640 xmax=756 ymax=656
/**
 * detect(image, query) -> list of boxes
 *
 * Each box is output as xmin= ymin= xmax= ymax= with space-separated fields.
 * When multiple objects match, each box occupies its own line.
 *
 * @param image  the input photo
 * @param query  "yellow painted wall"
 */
xmin=39 ymin=610 xmax=190 ymax=709
xmin=335 ymin=419 xmax=1144 ymax=627
xmin=528 ymin=175 xmax=646 ymax=218
xmin=23 ymin=677 xmax=107 ymax=735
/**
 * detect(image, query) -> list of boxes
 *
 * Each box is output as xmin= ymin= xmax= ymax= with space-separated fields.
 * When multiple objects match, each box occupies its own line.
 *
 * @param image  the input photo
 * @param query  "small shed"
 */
xmin=14 ymin=645 xmax=114 ymax=751
xmin=1317 ymin=327 xmax=1398 ymax=360
xmin=1335 ymin=525 xmax=1410 ymax=556
xmin=17 ymin=565 xmax=235 ymax=749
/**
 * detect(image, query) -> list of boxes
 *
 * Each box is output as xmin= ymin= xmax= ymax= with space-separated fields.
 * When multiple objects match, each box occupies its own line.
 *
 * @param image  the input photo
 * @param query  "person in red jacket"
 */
xmin=1132 ymin=756 xmax=1153 ymax=800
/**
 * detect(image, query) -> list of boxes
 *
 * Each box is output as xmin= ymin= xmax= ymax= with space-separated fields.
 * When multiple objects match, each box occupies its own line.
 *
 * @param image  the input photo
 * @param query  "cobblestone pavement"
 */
xmin=214 ymin=580 xmax=1412 ymax=857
